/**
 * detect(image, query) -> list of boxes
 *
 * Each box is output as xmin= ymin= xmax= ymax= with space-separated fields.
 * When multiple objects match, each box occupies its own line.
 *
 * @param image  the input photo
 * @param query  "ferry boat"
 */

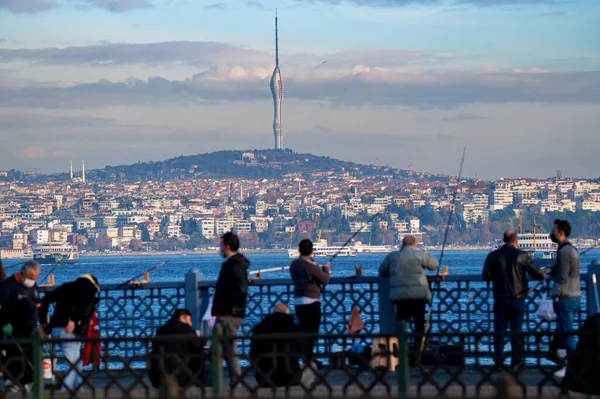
xmin=288 ymin=239 xmax=356 ymax=258
xmin=33 ymin=243 xmax=80 ymax=265
xmin=350 ymin=241 xmax=393 ymax=254
xmin=489 ymin=215 xmax=557 ymax=261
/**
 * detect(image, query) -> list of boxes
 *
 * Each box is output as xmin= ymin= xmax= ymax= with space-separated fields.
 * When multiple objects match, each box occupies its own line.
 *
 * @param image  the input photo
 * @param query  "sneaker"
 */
xmin=8 ymin=383 xmax=32 ymax=393
xmin=554 ymin=367 xmax=566 ymax=378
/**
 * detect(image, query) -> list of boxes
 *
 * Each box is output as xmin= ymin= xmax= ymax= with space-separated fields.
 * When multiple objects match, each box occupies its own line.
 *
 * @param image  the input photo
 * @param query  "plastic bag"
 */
xmin=536 ymin=293 xmax=555 ymax=322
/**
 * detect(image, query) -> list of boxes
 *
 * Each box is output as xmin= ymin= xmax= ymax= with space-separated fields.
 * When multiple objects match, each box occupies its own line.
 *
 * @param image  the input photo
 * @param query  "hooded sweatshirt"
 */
xmin=39 ymin=274 xmax=100 ymax=336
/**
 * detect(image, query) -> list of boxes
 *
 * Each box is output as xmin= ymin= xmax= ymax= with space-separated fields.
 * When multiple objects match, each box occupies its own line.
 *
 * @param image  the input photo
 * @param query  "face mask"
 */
xmin=550 ymin=233 xmax=559 ymax=243
xmin=23 ymin=278 xmax=36 ymax=288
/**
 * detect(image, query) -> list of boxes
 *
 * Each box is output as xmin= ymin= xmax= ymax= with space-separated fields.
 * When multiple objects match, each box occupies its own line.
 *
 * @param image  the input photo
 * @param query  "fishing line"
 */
xmin=417 ymin=147 xmax=466 ymax=365
xmin=328 ymin=212 xmax=382 ymax=263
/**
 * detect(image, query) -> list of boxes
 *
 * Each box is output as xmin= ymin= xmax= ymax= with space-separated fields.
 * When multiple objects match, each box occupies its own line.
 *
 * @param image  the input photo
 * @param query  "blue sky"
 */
xmin=0 ymin=0 xmax=599 ymax=179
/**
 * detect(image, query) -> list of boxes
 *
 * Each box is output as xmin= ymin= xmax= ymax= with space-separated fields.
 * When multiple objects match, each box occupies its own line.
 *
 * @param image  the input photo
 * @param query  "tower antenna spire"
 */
xmin=270 ymin=9 xmax=284 ymax=150
xmin=275 ymin=8 xmax=279 ymax=68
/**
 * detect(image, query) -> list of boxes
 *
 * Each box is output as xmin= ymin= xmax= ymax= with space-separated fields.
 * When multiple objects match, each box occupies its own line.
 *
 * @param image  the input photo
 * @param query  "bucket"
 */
xmin=42 ymin=358 xmax=57 ymax=381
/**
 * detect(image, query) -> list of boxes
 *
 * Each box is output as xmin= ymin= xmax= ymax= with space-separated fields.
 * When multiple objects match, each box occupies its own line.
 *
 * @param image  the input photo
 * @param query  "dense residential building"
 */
xmin=0 ymin=162 xmax=599 ymax=258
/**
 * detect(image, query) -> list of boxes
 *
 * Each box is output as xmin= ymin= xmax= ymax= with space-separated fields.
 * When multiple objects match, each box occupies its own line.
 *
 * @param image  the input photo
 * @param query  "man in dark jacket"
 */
xmin=149 ymin=309 xmax=205 ymax=389
xmin=289 ymin=239 xmax=330 ymax=360
xmin=250 ymin=304 xmax=315 ymax=388
xmin=0 ymin=261 xmax=40 ymax=392
xmin=482 ymin=230 xmax=544 ymax=370
xmin=212 ymin=232 xmax=250 ymax=387
xmin=548 ymin=219 xmax=581 ymax=378
xmin=39 ymin=274 xmax=100 ymax=391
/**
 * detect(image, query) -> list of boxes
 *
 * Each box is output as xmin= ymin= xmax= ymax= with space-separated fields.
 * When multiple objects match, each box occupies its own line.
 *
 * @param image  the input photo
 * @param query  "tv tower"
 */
xmin=69 ymin=160 xmax=73 ymax=180
xmin=81 ymin=160 xmax=86 ymax=184
xmin=270 ymin=9 xmax=284 ymax=150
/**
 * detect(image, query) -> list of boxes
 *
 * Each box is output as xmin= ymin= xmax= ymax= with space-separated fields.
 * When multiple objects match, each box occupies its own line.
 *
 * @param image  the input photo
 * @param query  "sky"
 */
xmin=0 ymin=0 xmax=599 ymax=180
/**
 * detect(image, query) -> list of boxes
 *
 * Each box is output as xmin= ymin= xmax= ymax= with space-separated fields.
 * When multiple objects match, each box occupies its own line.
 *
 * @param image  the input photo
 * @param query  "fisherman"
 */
xmin=482 ymin=230 xmax=544 ymax=371
xmin=250 ymin=304 xmax=316 ymax=388
xmin=289 ymin=239 xmax=331 ymax=360
xmin=378 ymin=235 xmax=439 ymax=347
xmin=548 ymin=219 xmax=581 ymax=378
xmin=212 ymin=232 xmax=250 ymax=388
xmin=149 ymin=309 xmax=205 ymax=389
xmin=0 ymin=261 xmax=41 ymax=392
xmin=39 ymin=274 xmax=101 ymax=391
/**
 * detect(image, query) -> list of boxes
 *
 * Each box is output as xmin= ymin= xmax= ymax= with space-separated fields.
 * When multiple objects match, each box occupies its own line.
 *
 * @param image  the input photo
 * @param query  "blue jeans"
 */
xmin=493 ymin=298 xmax=525 ymax=367
xmin=553 ymin=296 xmax=581 ymax=360
xmin=52 ymin=328 xmax=83 ymax=391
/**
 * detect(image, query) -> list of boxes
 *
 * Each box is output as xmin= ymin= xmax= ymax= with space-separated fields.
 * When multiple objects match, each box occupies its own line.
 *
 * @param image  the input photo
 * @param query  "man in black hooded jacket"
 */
xmin=39 ymin=274 xmax=100 ymax=391
xmin=149 ymin=309 xmax=205 ymax=389
xmin=250 ymin=304 xmax=315 ymax=388
xmin=212 ymin=232 xmax=250 ymax=387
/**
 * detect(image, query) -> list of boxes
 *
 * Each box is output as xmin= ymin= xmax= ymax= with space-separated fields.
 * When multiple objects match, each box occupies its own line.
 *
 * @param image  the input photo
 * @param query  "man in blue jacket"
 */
xmin=0 ymin=261 xmax=41 ymax=393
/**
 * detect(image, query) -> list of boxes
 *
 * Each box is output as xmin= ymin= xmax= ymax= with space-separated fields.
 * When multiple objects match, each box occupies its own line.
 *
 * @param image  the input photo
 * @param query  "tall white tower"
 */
xmin=70 ymin=160 xmax=73 ymax=180
xmin=81 ymin=160 xmax=86 ymax=184
xmin=270 ymin=10 xmax=284 ymax=150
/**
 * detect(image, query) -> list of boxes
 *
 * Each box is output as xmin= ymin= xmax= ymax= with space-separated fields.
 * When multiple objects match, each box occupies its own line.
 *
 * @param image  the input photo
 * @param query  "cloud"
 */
xmin=0 ymin=42 xmax=453 ymax=70
xmin=0 ymin=0 xmax=153 ymax=13
xmin=293 ymin=0 xmax=556 ymax=7
xmin=74 ymin=0 xmax=153 ymax=12
xmin=19 ymin=145 xmax=76 ymax=159
xmin=441 ymin=112 xmax=488 ymax=121
xmin=0 ymin=65 xmax=598 ymax=109
xmin=0 ymin=113 xmax=117 ymax=129
xmin=0 ymin=0 xmax=57 ymax=13
xmin=205 ymin=2 xmax=227 ymax=9
xmin=0 ymin=41 xmax=270 ymax=67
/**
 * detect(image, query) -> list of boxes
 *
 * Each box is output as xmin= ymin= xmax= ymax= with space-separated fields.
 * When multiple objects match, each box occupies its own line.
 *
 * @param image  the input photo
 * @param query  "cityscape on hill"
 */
xmin=1 ymin=150 xmax=599 ymax=259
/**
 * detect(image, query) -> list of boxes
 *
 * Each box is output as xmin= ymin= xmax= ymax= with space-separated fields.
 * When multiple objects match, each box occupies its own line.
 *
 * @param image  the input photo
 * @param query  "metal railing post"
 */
xmin=185 ymin=269 xmax=203 ymax=330
xmin=211 ymin=323 xmax=223 ymax=398
xmin=32 ymin=328 xmax=44 ymax=399
xmin=587 ymin=262 xmax=600 ymax=316
xmin=378 ymin=277 xmax=396 ymax=334
xmin=396 ymin=320 xmax=409 ymax=398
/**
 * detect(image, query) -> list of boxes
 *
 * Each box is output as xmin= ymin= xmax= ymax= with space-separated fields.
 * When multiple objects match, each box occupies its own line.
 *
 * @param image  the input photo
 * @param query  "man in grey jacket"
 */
xmin=379 ymin=235 xmax=439 ymax=343
xmin=548 ymin=219 xmax=581 ymax=378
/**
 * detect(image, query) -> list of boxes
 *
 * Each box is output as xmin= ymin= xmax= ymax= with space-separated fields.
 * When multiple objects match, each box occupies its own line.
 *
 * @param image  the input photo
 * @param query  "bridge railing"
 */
xmin=37 ymin=263 xmax=600 ymax=360
xmin=1 ymin=328 xmax=598 ymax=398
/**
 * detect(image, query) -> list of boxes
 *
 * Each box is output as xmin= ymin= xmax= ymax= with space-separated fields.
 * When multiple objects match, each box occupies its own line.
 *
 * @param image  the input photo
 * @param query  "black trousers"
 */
xmin=493 ymin=298 xmax=525 ymax=367
xmin=394 ymin=300 xmax=426 ymax=345
xmin=295 ymin=302 xmax=321 ymax=360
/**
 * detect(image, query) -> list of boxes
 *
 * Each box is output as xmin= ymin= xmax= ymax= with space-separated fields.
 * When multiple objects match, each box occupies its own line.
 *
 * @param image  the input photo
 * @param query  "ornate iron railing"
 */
xmin=1 ymin=328 xmax=598 ymax=398
xmin=35 ymin=263 xmax=599 ymax=360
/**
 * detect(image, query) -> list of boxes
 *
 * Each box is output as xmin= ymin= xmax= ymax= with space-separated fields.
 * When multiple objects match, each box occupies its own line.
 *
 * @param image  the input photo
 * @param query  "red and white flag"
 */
xmin=348 ymin=306 xmax=365 ymax=334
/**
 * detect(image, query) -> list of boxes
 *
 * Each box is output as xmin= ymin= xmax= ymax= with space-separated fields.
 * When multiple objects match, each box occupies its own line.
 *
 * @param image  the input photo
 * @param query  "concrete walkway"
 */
xmin=2 ymin=366 xmax=595 ymax=398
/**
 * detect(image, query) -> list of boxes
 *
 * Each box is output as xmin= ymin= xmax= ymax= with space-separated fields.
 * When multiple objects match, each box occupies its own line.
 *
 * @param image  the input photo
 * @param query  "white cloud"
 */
xmin=0 ymin=65 xmax=597 ymax=109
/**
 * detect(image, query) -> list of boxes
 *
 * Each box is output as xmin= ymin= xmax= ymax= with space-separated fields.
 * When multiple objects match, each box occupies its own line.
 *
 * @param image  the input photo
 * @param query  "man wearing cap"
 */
xmin=39 ymin=274 xmax=101 ymax=391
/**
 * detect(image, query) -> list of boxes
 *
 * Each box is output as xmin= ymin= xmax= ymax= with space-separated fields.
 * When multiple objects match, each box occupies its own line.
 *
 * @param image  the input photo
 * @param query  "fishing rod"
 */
xmin=248 ymin=266 xmax=290 ymax=276
xmin=328 ymin=212 xmax=382 ymax=263
xmin=115 ymin=260 xmax=171 ymax=289
xmin=417 ymin=147 xmax=467 ymax=365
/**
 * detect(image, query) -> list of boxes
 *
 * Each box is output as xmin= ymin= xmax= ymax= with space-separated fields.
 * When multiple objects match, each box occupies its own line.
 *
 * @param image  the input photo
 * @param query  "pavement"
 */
xmin=1 ymin=365 xmax=593 ymax=398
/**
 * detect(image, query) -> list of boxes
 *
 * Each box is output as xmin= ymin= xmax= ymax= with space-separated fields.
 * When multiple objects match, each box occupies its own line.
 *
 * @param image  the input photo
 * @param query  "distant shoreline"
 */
xmin=79 ymin=246 xmax=490 ymax=258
